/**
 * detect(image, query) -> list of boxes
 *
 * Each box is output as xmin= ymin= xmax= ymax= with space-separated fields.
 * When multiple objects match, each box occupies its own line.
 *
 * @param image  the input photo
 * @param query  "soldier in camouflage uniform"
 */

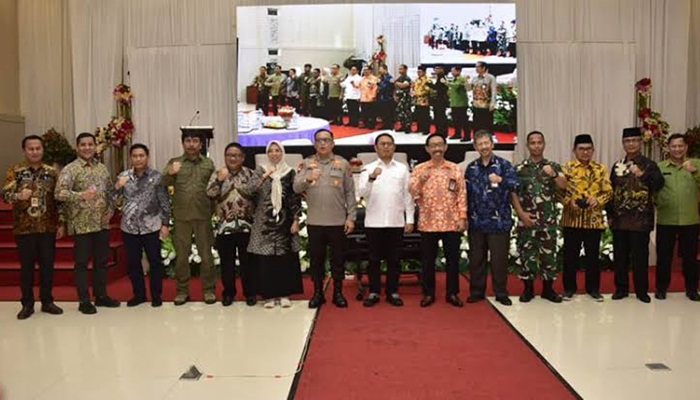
xmin=511 ymin=131 xmax=568 ymax=303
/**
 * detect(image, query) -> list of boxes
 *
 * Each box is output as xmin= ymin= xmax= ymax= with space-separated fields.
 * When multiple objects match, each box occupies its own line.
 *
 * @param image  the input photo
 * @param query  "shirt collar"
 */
xmin=182 ymin=154 xmax=203 ymax=164
xmin=78 ymin=157 xmax=96 ymax=167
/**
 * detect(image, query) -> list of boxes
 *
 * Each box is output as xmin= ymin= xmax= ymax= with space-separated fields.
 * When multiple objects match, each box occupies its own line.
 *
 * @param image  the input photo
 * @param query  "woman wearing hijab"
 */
xmin=243 ymin=141 xmax=304 ymax=308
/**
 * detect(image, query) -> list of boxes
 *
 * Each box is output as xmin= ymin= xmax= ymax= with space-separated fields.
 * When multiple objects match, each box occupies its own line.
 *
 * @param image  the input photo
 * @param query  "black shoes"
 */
xmin=363 ymin=294 xmax=380 ymax=307
xmin=562 ymin=291 xmax=575 ymax=301
xmin=519 ymin=280 xmax=535 ymax=303
xmin=588 ymin=292 xmax=604 ymax=302
xmin=151 ymin=298 xmax=163 ymax=307
xmin=637 ymin=293 xmax=651 ymax=303
xmin=386 ymin=294 xmax=404 ymax=307
xmin=79 ymin=302 xmax=97 ymax=315
xmin=611 ymin=291 xmax=628 ymax=300
xmin=222 ymin=296 xmax=234 ymax=307
xmin=17 ymin=305 xmax=34 ymax=320
xmin=495 ymin=296 xmax=513 ymax=306
xmin=41 ymin=302 xmax=64 ymax=315
xmin=466 ymin=295 xmax=485 ymax=304
xmin=308 ymin=291 xmax=326 ymax=309
xmin=446 ymin=294 xmax=464 ymax=308
xmin=420 ymin=295 xmax=435 ymax=308
xmin=655 ymin=291 xmax=666 ymax=300
xmin=332 ymin=291 xmax=348 ymax=308
xmin=126 ymin=296 xmax=147 ymax=307
xmin=95 ymin=296 xmax=121 ymax=308
xmin=687 ymin=291 xmax=700 ymax=301
xmin=245 ymin=296 xmax=257 ymax=306
xmin=541 ymin=290 xmax=563 ymax=303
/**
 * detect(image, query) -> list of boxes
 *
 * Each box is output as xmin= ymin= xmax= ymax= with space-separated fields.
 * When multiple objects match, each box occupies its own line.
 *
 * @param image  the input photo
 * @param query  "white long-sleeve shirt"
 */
xmin=341 ymin=74 xmax=362 ymax=100
xmin=358 ymin=158 xmax=415 ymax=228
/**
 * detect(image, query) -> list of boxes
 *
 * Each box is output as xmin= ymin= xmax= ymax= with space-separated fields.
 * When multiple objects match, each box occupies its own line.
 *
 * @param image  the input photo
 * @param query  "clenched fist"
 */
xmin=115 ymin=175 xmax=129 ymax=189
xmin=217 ymin=167 xmax=230 ymax=182
xmin=370 ymin=167 xmax=382 ymax=180
xmin=17 ymin=188 xmax=33 ymax=201
xmin=168 ymin=161 xmax=182 ymax=176
xmin=542 ymin=165 xmax=556 ymax=178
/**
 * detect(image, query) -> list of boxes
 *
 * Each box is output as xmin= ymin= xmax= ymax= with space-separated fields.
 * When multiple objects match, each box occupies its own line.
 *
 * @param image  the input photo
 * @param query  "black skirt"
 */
xmin=258 ymin=253 xmax=304 ymax=298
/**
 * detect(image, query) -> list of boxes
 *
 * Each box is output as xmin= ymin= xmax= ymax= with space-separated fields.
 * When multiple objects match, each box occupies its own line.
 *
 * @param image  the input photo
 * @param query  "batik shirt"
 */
xmin=466 ymin=155 xmax=519 ymax=232
xmin=515 ymin=158 xmax=563 ymax=227
xmin=206 ymin=167 xmax=255 ymax=235
xmin=561 ymin=160 xmax=612 ymax=230
xmin=377 ymin=73 xmax=394 ymax=103
xmin=413 ymin=75 xmax=432 ymax=106
xmin=55 ymin=158 xmax=114 ymax=235
xmin=409 ymin=160 xmax=467 ymax=232
xmin=113 ymin=168 xmax=170 ymax=235
xmin=470 ymin=73 xmax=497 ymax=109
xmin=2 ymin=162 xmax=62 ymax=235
xmin=609 ymin=154 xmax=664 ymax=231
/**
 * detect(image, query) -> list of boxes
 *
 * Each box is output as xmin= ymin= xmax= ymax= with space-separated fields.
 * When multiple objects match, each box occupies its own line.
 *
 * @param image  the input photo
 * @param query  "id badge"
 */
xmin=448 ymin=179 xmax=457 ymax=192
xmin=31 ymin=197 xmax=39 ymax=207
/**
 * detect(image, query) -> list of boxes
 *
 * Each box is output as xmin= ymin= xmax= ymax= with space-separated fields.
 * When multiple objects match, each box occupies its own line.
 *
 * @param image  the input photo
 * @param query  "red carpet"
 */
xmin=294 ymin=274 xmax=575 ymax=400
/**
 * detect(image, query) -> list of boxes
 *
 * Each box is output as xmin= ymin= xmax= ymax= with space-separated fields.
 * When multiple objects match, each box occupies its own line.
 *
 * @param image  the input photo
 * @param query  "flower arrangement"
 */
xmin=106 ymin=116 xmax=134 ymax=148
xmin=348 ymin=158 xmax=364 ymax=173
xmin=371 ymin=35 xmax=387 ymax=67
xmin=635 ymin=78 xmax=670 ymax=157
xmin=493 ymin=84 xmax=517 ymax=133
xmin=113 ymin=83 xmax=133 ymax=106
xmin=42 ymin=128 xmax=77 ymax=168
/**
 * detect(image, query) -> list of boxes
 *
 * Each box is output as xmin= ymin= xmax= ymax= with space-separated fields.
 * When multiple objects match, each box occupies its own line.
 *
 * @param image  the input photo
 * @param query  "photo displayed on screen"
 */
xmin=236 ymin=3 xmax=517 ymax=147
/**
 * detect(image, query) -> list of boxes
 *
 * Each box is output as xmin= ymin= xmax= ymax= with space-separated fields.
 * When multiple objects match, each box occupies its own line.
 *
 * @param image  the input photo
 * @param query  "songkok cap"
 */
xmin=622 ymin=127 xmax=642 ymax=138
xmin=574 ymin=134 xmax=593 ymax=146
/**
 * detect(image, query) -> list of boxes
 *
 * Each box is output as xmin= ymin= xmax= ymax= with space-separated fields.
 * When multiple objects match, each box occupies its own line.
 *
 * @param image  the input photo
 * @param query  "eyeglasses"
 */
xmin=315 ymin=138 xmax=333 ymax=144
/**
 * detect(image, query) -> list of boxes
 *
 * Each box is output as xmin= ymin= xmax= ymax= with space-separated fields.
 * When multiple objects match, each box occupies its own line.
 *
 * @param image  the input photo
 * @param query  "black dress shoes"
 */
xmin=495 ymin=296 xmax=513 ymax=306
xmin=519 ymin=280 xmax=535 ymax=303
xmin=466 ymin=295 xmax=485 ymax=304
xmin=446 ymin=294 xmax=464 ymax=307
xmin=687 ymin=291 xmax=700 ymax=301
xmin=308 ymin=292 xmax=326 ymax=309
xmin=126 ymin=296 xmax=147 ymax=307
xmin=637 ymin=293 xmax=651 ymax=303
xmin=222 ymin=296 xmax=234 ymax=307
xmin=363 ymin=294 xmax=380 ymax=307
xmin=17 ymin=305 xmax=34 ymax=320
xmin=386 ymin=295 xmax=404 ymax=307
xmin=655 ymin=291 xmax=666 ymax=300
xmin=79 ymin=302 xmax=97 ymax=315
xmin=332 ymin=291 xmax=348 ymax=308
xmin=611 ymin=291 xmax=628 ymax=300
xmin=151 ymin=298 xmax=163 ymax=307
xmin=541 ymin=291 xmax=563 ymax=303
xmin=95 ymin=296 xmax=121 ymax=308
xmin=245 ymin=296 xmax=257 ymax=306
xmin=41 ymin=302 xmax=63 ymax=315
xmin=420 ymin=295 xmax=435 ymax=307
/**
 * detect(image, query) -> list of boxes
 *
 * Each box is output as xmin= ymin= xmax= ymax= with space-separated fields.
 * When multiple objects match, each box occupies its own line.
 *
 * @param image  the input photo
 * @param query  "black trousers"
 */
xmin=451 ymin=106 xmax=470 ymax=139
xmin=365 ymin=227 xmax=403 ymax=295
xmin=285 ymin=96 xmax=300 ymax=110
xmin=468 ymin=230 xmax=509 ymax=298
xmin=216 ymin=232 xmax=256 ymax=298
xmin=257 ymin=90 xmax=269 ymax=115
xmin=414 ymin=105 xmax=431 ymax=134
xmin=346 ymin=99 xmax=360 ymax=126
xmin=472 ymin=107 xmax=493 ymax=135
xmin=563 ymin=228 xmax=602 ymax=294
xmin=308 ymin=225 xmax=345 ymax=291
xmin=433 ymin=103 xmax=448 ymax=135
xmin=360 ymin=102 xmax=376 ymax=128
xmin=74 ymin=230 xmax=110 ymax=303
xmin=327 ymin=97 xmax=343 ymax=124
xmin=420 ymin=231 xmax=460 ymax=297
xmin=656 ymin=224 xmax=699 ymax=293
xmin=270 ymin=95 xmax=283 ymax=116
xmin=123 ymin=231 xmax=163 ymax=300
xmin=378 ymin=100 xmax=395 ymax=129
xmin=612 ymin=230 xmax=650 ymax=296
xmin=16 ymin=232 xmax=56 ymax=307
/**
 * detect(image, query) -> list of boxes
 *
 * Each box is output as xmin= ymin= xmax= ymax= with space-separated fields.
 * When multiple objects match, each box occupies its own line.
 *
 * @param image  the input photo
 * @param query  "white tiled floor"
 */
xmin=491 ymin=293 xmax=700 ymax=400
xmin=0 ymin=302 xmax=315 ymax=400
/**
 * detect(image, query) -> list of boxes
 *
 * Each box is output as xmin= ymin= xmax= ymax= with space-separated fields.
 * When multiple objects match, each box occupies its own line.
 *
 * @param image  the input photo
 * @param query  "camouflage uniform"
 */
xmin=513 ymin=158 xmax=563 ymax=281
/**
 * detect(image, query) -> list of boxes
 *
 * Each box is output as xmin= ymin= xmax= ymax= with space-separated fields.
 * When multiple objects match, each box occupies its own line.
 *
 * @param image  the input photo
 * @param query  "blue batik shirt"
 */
xmin=377 ymin=73 xmax=394 ymax=102
xmin=466 ymin=155 xmax=520 ymax=232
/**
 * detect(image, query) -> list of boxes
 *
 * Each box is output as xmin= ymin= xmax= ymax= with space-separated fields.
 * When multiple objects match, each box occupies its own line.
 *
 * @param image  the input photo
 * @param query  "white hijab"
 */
xmin=265 ymin=140 xmax=292 ymax=216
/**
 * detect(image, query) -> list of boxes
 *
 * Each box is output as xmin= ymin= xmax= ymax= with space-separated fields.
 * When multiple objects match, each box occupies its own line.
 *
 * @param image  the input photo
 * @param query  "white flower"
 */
xmin=460 ymin=241 xmax=469 ymax=250
xmin=299 ymin=250 xmax=306 ymax=259
xmin=299 ymin=227 xmax=308 ymax=238
xmin=193 ymin=255 xmax=202 ymax=264
xmin=461 ymin=251 xmax=468 ymax=259
xmin=213 ymin=257 xmax=221 ymax=266
xmin=300 ymin=261 xmax=309 ymax=272
xmin=161 ymin=249 xmax=168 ymax=259
xmin=211 ymin=248 xmax=219 ymax=258
xmin=168 ymin=251 xmax=176 ymax=260
xmin=440 ymin=257 xmax=446 ymax=264
xmin=191 ymin=244 xmax=198 ymax=255
xmin=163 ymin=258 xmax=171 ymax=266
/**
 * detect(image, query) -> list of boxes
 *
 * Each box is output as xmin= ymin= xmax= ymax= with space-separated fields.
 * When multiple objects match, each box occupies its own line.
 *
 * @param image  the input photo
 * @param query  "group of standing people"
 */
xmin=251 ymin=61 xmax=499 ymax=142
xmin=5 ymin=125 xmax=700 ymax=319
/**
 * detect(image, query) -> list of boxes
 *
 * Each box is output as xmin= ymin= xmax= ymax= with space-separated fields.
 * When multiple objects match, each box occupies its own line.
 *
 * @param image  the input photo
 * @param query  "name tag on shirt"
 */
xmin=448 ymin=179 xmax=457 ymax=192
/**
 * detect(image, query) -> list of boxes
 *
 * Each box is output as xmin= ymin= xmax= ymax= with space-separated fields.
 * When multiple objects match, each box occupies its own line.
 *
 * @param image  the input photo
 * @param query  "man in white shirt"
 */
xmin=341 ymin=66 xmax=362 ymax=127
xmin=358 ymin=133 xmax=415 ymax=307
